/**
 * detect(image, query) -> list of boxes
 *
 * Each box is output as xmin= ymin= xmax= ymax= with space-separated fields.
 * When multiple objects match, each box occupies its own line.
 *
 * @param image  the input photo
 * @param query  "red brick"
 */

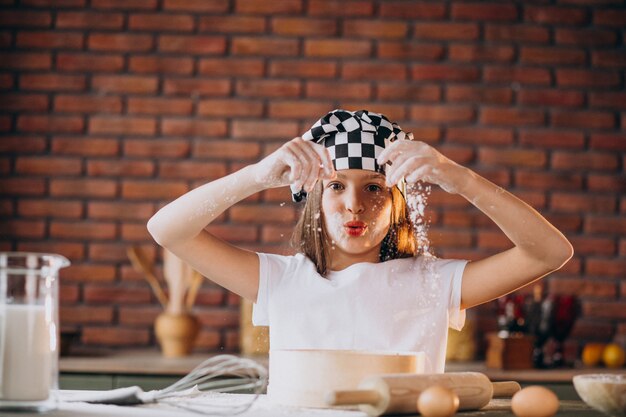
xmin=545 ymin=213 xmax=582 ymax=233
xmin=0 ymin=178 xmax=45 ymax=195
xmin=376 ymin=42 xmax=444 ymax=60
xmin=82 ymin=327 xmax=150 ymax=346
xmin=121 ymin=223 xmax=153 ymax=241
xmin=447 ymin=127 xmax=513 ymax=146
xmin=551 ymin=110 xmax=615 ymax=129
xmin=309 ymin=0 xmax=373 ymax=16
xmin=57 ymin=53 xmax=124 ymax=72
xmin=21 ymin=0 xmax=86 ymax=7
xmin=520 ymin=47 xmax=586 ymax=65
xmin=446 ymin=85 xmax=512 ymax=105
xmin=1 ymin=219 xmax=46 ymax=239
xmin=272 ymin=17 xmax=337 ymax=36
xmin=0 ymin=116 xmax=10 ymax=131
xmin=413 ymin=22 xmax=478 ymax=40
xmin=20 ymin=73 xmax=86 ymax=91
xmin=159 ymin=161 xmax=226 ymax=180
xmin=556 ymin=69 xmax=620 ymax=88
xmin=0 ymin=31 xmax=11 ymax=48
xmin=410 ymin=105 xmax=474 ymax=123
xmin=452 ymin=3 xmax=518 ymax=21
xmin=199 ymin=58 xmax=264 ymax=77
xmin=56 ymin=11 xmax=124 ymax=29
xmin=268 ymin=101 xmax=334 ymax=119
xmin=0 ymin=52 xmax=51 ymax=70
xmin=233 ymin=37 xmax=299 ymax=56
xmin=55 ymin=95 xmax=122 ymax=113
xmin=305 ymin=81 xmax=370 ymax=100
xmin=18 ymin=242 xmax=84 ymax=262
xmin=551 ymin=193 xmax=616 ymax=213
xmin=518 ymin=89 xmax=584 ymax=107
xmin=160 ymin=119 xmax=227 ymax=137
xmin=193 ymin=140 xmax=261 ymax=160
xmin=592 ymin=50 xmax=626 ymax=68
xmin=524 ymin=6 xmax=588 ymax=24
xmin=0 ymin=10 xmax=51 ymax=27
xmin=52 ymin=136 xmax=119 ymax=156
xmin=269 ymin=60 xmax=336 ymax=78
xmin=61 ymin=306 xmax=114 ymax=324
xmin=552 ymin=151 xmax=619 ymax=171
xmin=17 ymin=31 xmax=83 ymax=49
xmin=555 ymin=28 xmax=617 ymax=46
xmin=87 ymin=159 xmax=154 ymax=177
xmin=88 ymin=201 xmax=154 ymax=220
xmin=586 ymin=259 xmax=626 ymax=279
xmin=519 ymin=130 xmax=585 ymax=149
xmin=128 ymin=97 xmax=193 ymax=116
xmin=0 ymin=73 xmax=13 ymax=89
xmin=88 ymin=33 xmax=153 ymax=52
xmin=343 ymin=20 xmax=407 ymax=39
xmin=570 ymin=236 xmax=616 ymax=256
xmin=89 ymin=116 xmax=156 ymax=136
xmin=570 ymin=319 xmax=615 ymax=342
xmin=16 ymin=156 xmax=81 ymax=176
xmin=91 ymin=0 xmax=157 ymax=9
xmin=124 ymin=139 xmax=190 ymax=159
xmin=62 ymin=264 xmax=117 ymax=282
xmin=621 ymin=239 xmax=626 ymax=256
xmin=129 ymin=56 xmax=193 ymax=75
xmin=449 ymin=44 xmax=515 ymax=63
xmin=163 ymin=78 xmax=230 ymax=97
xmin=195 ymin=330 xmax=221 ymax=349
xmin=232 ymin=120 xmax=299 ymax=140
xmin=589 ymin=133 xmax=626 ymax=151
xmin=236 ymin=0 xmax=302 ymax=14
xmin=589 ymin=92 xmax=626 ymax=110
xmin=121 ymin=180 xmax=188 ymax=200
xmin=480 ymin=107 xmax=545 ymax=126
xmin=92 ymin=75 xmax=158 ymax=93
xmin=588 ymin=174 xmax=626 ymax=193
xmin=377 ymin=83 xmax=440 ymax=102
xmin=484 ymin=24 xmax=550 ymax=43
xmin=515 ymin=171 xmax=582 ymax=190
xmin=89 ymin=242 xmax=137 ymax=262
xmin=50 ymin=221 xmax=116 ymax=239
xmin=548 ymin=278 xmax=616 ymax=298
xmin=207 ymin=224 xmax=259 ymax=242
xmin=50 ymin=179 xmax=117 ymax=198
xmin=305 ymin=39 xmax=371 ymax=58
xmin=479 ymin=148 xmax=547 ymax=168
xmin=585 ymin=216 xmax=626 ymax=235
xmin=411 ymin=65 xmax=479 ymax=82
xmin=118 ymin=306 xmax=160 ymax=326
xmin=594 ymin=8 xmax=626 ymax=26
xmin=484 ymin=66 xmax=551 ymax=85
xmin=18 ymin=115 xmax=84 ymax=133
xmin=158 ymin=35 xmax=226 ymax=54
xmin=236 ymin=79 xmax=300 ymax=98
xmin=129 ymin=13 xmax=194 ymax=31
xmin=477 ymin=230 xmax=513 ymax=250
xmin=200 ymin=15 xmax=265 ymax=33
xmin=338 ymin=103 xmax=406 ymax=123
xmin=163 ymin=0 xmax=228 ymax=12
xmin=0 ymin=93 xmax=48 ymax=111
xmin=342 ymin=62 xmax=406 ymax=81
xmin=197 ymin=99 xmax=263 ymax=117
xmin=379 ymin=1 xmax=444 ymax=18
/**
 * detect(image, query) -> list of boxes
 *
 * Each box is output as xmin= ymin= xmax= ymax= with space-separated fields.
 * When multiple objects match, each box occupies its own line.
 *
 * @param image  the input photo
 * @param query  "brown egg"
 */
xmin=511 ymin=386 xmax=559 ymax=417
xmin=417 ymin=385 xmax=460 ymax=417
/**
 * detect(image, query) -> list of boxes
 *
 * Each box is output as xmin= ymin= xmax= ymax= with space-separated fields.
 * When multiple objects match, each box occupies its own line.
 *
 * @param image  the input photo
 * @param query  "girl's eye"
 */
xmin=328 ymin=182 xmax=344 ymax=191
xmin=366 ymin=184 xmax=382 ymax=192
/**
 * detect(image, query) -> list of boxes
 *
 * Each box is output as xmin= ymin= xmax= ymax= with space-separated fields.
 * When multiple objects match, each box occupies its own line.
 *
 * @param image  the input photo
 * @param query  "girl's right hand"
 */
xmin=250 ymin=137 xmax=336 ymax=192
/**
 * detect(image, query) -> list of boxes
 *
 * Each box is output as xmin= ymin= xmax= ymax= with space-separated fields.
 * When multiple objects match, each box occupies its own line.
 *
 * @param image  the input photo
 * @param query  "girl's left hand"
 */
xmin=377 ymin=140 xmax=468 ymax=194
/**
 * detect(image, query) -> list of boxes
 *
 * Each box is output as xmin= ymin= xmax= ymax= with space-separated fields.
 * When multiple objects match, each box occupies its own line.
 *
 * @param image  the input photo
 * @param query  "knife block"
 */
xmin=486 ymin=332 xmax=535 ymax=370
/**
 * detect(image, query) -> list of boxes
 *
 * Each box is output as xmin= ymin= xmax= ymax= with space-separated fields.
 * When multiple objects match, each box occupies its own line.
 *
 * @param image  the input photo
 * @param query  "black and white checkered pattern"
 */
xmin=291 ymin=109 xmax=412 ymax=202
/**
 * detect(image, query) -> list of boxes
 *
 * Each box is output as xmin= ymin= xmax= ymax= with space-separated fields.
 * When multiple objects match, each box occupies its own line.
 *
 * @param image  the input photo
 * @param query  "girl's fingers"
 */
xmin=386 ymin=156 xmax=428 ymax=186
xmin=310 ymin=142 xmax=335 ymax=178
xmin=281 ymin=147 xmax=303 ymax=186
xmin=289 ymin=139 xmax=321 ymax=191
xmin=405 ymin=165 xmax=432 ymax=184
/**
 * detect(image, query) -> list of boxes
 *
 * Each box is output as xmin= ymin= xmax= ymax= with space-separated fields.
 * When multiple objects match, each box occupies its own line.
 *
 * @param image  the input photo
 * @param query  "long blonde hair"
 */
xmin=290 ymin=181 xmax=417 ymax=277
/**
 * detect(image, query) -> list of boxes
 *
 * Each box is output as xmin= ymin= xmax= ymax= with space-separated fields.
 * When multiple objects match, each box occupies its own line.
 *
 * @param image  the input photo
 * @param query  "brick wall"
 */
xmin=1 ymin=0 xmax=624 ymax=355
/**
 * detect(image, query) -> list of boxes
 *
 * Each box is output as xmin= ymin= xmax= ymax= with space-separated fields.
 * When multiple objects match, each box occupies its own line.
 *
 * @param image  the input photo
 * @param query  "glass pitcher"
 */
xmin=0 ymin=252 xmax=70 ymax=412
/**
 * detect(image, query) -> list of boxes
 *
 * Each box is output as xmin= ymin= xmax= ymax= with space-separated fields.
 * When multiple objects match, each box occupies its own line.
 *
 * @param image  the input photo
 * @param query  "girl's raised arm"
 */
xmin=147 ymin=137 xmax=334 ymax=302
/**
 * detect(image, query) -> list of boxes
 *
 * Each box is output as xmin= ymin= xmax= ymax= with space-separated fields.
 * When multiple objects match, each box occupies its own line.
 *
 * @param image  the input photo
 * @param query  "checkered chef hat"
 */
xmin=291 ymin=109 xmax=413 ymax=202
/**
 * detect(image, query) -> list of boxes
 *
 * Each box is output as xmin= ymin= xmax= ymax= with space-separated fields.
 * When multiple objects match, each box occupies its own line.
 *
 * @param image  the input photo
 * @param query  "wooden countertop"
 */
xmin=60 ymin=349 xmax=623 ymax=382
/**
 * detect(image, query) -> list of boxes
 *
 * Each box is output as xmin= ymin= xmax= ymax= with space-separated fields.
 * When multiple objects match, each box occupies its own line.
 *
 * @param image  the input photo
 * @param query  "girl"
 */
xmin=147 ymin=109 xmax=573 ymax=373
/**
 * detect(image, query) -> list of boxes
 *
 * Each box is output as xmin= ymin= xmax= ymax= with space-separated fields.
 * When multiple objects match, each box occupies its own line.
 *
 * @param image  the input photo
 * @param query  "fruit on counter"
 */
xmin=416 ymin=385 xmax=459 ymax=417
xmin=511 ymin=386 xmax=559 ymax=417
xmin=581 ymin=343 xmax=605 ymax=367
xmin=602 ymin=343 xmax=625 ymax=369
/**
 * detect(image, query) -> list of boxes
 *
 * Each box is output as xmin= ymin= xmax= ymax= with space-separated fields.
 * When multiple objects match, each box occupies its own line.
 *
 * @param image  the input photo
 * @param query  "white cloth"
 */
xmin=253 ymin=253 xmax=468 ymax=373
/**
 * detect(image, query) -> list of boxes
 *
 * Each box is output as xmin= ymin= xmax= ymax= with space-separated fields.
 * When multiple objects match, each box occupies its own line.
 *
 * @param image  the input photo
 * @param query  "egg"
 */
xmin=511 ymin=386 xmax=559 ymax=417
xmin=416 ymin=385 xmax=460 ymax=417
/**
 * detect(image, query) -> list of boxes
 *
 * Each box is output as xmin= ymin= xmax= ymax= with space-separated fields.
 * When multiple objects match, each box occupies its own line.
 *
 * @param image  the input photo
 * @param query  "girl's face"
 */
xmin=321 ymin=169 xmax=393 ymax=262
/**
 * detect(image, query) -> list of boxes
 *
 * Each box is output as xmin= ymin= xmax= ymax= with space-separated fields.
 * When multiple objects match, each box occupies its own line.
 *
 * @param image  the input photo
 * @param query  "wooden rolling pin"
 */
xmin=326 ymin=372 xmax=521 ymax=416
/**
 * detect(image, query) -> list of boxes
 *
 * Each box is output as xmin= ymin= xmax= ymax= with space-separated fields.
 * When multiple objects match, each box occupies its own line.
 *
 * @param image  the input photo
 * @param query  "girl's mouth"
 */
xmin=344 ymin=221 xmax=367 ymax=237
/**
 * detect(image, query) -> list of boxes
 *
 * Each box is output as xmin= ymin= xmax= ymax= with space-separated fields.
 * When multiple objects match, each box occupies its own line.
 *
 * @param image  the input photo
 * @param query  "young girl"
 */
xmin=147 ymin=109 xmax=573 ymax=373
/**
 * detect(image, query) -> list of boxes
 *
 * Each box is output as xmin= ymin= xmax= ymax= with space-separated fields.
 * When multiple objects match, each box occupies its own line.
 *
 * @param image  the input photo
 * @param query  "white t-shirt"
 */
xmin=253 ymin=252 xmax=468 ymax=373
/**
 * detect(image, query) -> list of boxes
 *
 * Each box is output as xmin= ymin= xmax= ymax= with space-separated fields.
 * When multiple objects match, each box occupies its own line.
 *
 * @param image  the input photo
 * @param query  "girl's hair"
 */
xmin=290 ymin=180 xmax=417 ymax=277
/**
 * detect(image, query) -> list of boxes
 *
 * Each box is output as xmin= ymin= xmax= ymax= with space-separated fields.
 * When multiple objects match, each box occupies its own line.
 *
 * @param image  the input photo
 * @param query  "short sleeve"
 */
xmin=445 ymin=259 xmax=468 ymax=331
xmin=252 ymin=252 xmax=297 ymax=326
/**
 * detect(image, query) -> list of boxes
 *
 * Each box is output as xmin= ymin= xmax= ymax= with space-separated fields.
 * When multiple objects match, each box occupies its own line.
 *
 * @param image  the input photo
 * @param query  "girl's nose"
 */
xmin=345 ymin=189 xmax=365 ymax=214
